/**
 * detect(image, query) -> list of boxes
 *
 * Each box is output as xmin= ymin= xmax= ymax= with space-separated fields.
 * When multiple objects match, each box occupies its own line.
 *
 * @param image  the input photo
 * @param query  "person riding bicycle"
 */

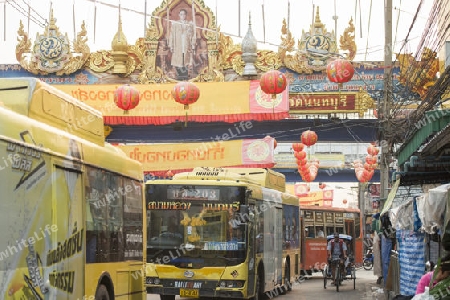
xmin=327 ymin=232 xmax=348 ymax=285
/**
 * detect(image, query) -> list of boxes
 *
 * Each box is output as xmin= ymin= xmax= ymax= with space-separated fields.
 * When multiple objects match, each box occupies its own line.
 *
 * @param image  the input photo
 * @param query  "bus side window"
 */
xmin=326 ymin=226 xmax=334 ymax=236
xmin=306 ymin=226 xmax=315 ymax=238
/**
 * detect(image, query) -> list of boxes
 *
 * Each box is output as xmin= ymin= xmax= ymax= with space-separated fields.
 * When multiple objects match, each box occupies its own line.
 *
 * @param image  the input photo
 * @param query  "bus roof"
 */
xmin=0 ymin=95 xmax=142 ymax=180
xmin=147 ymin=168 xmax=299 ymax=206
xmin=0 ymin=78 xmax=104 ymax=146
xmin=173 ymin=167 xmax=286 ymax=192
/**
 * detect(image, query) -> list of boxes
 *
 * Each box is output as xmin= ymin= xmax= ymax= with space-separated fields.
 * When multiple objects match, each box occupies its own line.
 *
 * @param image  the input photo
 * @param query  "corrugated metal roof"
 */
xmin=396 ymin=110 xmax=450 ymax=165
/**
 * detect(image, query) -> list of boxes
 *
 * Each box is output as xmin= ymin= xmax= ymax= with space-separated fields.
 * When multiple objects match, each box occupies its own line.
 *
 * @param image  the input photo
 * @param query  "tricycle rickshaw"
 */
xmin=323 ymin=234 xmax=356 ymax=292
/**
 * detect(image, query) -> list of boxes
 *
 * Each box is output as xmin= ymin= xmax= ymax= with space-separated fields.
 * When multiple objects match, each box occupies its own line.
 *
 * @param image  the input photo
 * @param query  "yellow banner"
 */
xmin=55 ymin=81 xmax=251 ymax=117
xmin=118 ymin=140 xmax=244 ymax=171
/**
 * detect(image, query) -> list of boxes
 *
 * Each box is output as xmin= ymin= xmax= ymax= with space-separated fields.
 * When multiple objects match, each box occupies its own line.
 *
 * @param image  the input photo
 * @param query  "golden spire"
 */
xmin=111 ymin=4 xmax=128 ymax=52
xmin=111 ymin=3 xmax=128 ymax=74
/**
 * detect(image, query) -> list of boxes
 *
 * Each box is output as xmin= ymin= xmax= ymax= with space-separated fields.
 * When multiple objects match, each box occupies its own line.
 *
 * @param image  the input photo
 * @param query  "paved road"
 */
xmin=146 ymin=268 xmax=385 ymax=300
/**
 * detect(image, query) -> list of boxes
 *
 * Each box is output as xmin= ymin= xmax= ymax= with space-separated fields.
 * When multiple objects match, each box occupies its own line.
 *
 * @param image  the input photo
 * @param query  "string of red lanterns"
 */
xmin=293 ymin=130 xmax=319 ymax=182
xmin=354 ymin=144 xmax=379 ymax=182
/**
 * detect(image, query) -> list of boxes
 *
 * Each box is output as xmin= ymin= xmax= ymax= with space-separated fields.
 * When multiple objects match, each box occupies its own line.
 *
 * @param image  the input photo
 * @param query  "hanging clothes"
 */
xmin=373 ymin=232 xmax=382 ymax=278
xmin=382 ymin=234 xmax=393 ymax=286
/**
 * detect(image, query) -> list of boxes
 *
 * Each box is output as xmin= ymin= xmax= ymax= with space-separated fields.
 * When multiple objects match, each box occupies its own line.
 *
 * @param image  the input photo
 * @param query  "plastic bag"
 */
xmin=411 ymin=287 xmax=435 ymax=300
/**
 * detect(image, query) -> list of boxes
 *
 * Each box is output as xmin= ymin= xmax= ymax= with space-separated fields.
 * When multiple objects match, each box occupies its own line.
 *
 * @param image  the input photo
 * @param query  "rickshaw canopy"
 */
xmin=326 ymin=234 xmax=352 ymax=242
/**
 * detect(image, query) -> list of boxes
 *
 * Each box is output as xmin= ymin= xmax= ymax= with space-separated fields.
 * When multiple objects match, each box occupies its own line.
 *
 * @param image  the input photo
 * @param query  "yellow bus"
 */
xmin=145 ymin=167 xmax=300 ymax=300
xmin=0 ymin=78 xmax=146 ymax=300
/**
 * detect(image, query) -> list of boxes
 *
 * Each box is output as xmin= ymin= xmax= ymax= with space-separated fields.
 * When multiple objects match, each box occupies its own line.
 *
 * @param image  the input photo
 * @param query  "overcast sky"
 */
xmin=0 ymin=0 xmax=433 ymax=64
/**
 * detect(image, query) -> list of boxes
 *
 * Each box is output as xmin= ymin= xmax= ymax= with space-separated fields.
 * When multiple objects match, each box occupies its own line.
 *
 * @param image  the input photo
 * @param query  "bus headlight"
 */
xmin=219 ymin=280 xmax=245 ymax=288
xmin=146 ymin=277 xmax=160 ymax=285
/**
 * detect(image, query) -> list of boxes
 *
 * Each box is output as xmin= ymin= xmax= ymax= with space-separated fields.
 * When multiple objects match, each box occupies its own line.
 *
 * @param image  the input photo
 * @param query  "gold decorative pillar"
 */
xmin=111 ymin=15 xmax=129 ymax=74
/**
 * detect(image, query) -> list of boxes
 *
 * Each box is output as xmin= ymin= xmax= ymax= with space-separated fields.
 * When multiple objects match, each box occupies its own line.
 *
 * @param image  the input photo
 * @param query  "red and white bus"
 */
xmin=299 ymin=205 xmax=363 ymax=275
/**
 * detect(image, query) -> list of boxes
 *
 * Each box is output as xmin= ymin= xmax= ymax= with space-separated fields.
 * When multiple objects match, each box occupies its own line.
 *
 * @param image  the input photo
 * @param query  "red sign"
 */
xmin=289 ymin=93 xmax=356 ymax=111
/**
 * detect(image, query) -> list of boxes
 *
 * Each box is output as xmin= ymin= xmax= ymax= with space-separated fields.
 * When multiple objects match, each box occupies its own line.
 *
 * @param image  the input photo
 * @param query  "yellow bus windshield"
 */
xmin=146 ymin=184 xmax=247 ymax=266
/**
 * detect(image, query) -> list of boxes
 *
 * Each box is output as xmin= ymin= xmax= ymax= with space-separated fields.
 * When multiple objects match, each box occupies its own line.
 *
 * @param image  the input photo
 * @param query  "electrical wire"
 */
xmin=5 ymin=0 xmax=46 ymax=28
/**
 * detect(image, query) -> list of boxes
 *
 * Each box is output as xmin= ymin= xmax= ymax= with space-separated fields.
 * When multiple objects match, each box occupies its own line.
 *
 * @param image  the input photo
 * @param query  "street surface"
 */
xmin=146 ymin=268 xmax=384 ymax=300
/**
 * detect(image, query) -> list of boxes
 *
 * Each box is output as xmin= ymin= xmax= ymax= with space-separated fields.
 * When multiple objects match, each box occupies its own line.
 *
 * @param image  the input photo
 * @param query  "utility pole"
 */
xmin=380 ymin=0 xmax=393 ymax=203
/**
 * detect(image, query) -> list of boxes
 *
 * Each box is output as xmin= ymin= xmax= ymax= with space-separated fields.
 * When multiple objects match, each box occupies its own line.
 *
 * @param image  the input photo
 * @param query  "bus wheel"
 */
xmin=95 ymin=284 xmax=110 ymax=300
xmin=252 ymin=273 xmax=266 ymax=300
xmin=160 ymin=296 xmax=175 ymax=300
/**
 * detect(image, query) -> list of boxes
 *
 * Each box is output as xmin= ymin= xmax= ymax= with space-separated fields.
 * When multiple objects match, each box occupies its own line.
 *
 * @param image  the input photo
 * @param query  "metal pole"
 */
xmin=380 ymin=0 xmax=392 ymax=202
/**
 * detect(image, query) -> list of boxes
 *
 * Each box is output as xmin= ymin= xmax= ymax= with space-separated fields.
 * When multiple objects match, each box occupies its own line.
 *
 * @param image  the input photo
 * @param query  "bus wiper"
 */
xmin=214 ymin=255 xmax=237 ymax=262
xmin=148 ymin=249 xmax=165 ymax=260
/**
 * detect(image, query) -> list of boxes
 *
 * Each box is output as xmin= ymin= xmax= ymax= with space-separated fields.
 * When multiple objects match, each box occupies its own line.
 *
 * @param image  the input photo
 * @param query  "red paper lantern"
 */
xmin=292 ymin=143 xmax=305 ymax=152
xmin=297 ymin=159 xmax=307 ymax=165
xmin=171 ymin=81 xmax=200 ymax=108
xmin=301 ymin=130 xmax=318 ymax=147
xmin=114 ymin=84 xmax=140 ymax=111
xmin=260 ymin=70 xmax=287 ymax=98
xmin=294 ymin=151 xmax=307 ymax=160
xmin=326 ymin=59 xmax=355 ymax=84
xmin=367 ymin=145 xmax=380 ymax=156
xmin=365 ymin=155 xmax=377 ymax=164
xmin=171 ymin=81 xmax=200 ymax=126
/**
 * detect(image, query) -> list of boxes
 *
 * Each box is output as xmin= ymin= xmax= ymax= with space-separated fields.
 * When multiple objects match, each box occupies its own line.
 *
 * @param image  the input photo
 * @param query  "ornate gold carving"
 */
xmin=15 ymin=21 xmax=32 ymax=62
xmin=339 ymin=18 xmax=357 ymax=60
xmin=297 ymin=7 xmax=338 ymax=70
xmin=89 ymin=38 xmax=145 ymax=76
xmin=216 ymin=34 xmax=242 ymax=71
xmin=89 ymin=51 xmax=115 ymax=73
xmin=278 ymin=7 xmax=355 ymax=73
xmin=278 ymin=19 xmax=313 ymax=74
xmin=15 ymin=10 xmax=90 ymax=75
xmin=192 ymin=67 xmax=225 ymax=82
xmin=255 ymin=50 xmax=283 ymax=72
xmin=396 ymin=48 xmax=439 ymax=99
xmin=355 ymin=89 xmax=375 ymax=117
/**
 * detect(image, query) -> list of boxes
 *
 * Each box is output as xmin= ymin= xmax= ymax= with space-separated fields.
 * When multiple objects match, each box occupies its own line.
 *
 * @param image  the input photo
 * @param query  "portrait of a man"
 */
xmin=169 ymin=9 xmax=195 ymax=68
xmin=155 ymin=2 xmax=209 ymax=81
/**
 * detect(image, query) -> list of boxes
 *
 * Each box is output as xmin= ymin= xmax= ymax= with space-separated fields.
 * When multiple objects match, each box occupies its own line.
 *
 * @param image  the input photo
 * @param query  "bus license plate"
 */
xmin=180 ymin=288 xmax=199 ymax=298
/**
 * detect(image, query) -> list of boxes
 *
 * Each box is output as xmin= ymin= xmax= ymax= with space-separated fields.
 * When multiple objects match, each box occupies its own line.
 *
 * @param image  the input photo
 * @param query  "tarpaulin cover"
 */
xmin=418 ymin=184 xmax=450 ymax=234
xmin=397 ymin=230 xmax=425 ymax=296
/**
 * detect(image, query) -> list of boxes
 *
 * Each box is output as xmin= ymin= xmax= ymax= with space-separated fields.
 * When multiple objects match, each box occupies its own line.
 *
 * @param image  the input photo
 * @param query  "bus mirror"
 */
xmin=238 ymin=205 xmax=254 ymax=223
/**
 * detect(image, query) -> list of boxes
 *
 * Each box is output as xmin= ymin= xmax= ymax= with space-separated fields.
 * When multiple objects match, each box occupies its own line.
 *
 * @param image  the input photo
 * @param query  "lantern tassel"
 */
xmin=184 ymin=105 xmax=189 ymax=127
xmin=335 ymin=83 xmax=342 ymax=114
